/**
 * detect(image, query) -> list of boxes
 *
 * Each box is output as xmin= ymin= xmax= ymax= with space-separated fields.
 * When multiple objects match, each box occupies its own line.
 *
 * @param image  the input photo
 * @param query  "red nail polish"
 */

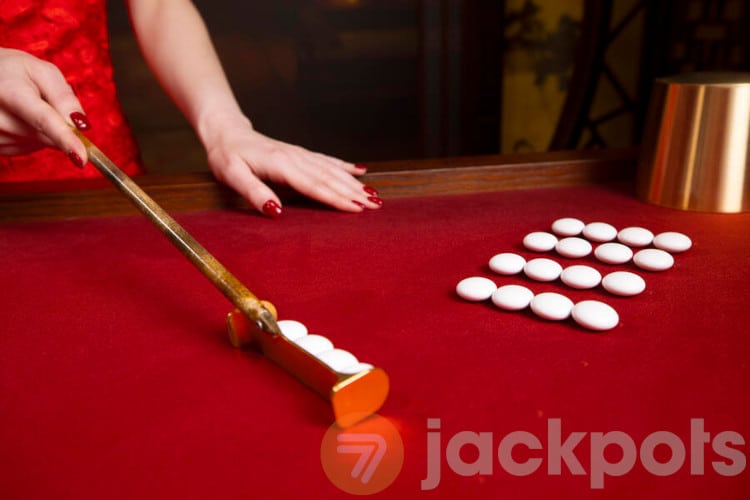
xmin=355 ymin=164 xmax=368 ymax=171
xmin=367 ymin=196 xmax=384 ymax=206
xmin=67 ymin=150 xmax=85 ymax=168
xmin=262 ymin=200 xmax=282 ymax=218
xmin=363 ymin=185 xmax=379 ymax=196
xmin=70 ymin=112 xmax=91 ymax=131
xmin=352 ymin=200 xmax=366 ymax=209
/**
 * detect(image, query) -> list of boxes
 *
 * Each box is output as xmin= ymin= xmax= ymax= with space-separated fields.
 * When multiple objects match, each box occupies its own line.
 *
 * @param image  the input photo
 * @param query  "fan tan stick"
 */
xmin=72 ymin=128 xmax=280 ymax=336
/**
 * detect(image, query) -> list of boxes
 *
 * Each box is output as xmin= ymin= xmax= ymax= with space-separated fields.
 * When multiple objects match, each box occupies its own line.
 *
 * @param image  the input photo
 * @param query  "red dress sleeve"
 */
xmin=0 ymin=0 xmax=145 ymax=182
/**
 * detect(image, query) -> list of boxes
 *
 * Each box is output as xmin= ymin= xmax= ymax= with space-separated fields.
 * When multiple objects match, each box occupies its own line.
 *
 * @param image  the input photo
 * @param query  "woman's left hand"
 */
xmin=202 ymin=115 xmax=383 ymax=217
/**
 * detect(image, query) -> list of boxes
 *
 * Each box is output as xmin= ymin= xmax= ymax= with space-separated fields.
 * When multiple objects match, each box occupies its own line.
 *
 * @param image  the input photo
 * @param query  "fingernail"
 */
xmin=70 ymin=112 xmax=91 ymax=131
xmin=355 ymin=164 xmax=368 ymax=171
xmin=363 ymin=185 xmax=379 ymax=196
xmin=262 ymin=200 xmax=282 ymax=218
xmin=67 ymin=150 xmax=85 ymax=168
xmin=367 ymin=196 xmax=384 ymax=206
xmin=352 ymin=200 xmax=366 ymax=209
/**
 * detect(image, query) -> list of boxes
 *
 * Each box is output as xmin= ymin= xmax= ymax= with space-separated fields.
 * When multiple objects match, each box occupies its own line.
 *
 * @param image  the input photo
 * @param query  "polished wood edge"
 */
xmin=0 ymin=148 xmax=637 ymax=222
xmin=365 ymin=148 xmax=636 ymax=197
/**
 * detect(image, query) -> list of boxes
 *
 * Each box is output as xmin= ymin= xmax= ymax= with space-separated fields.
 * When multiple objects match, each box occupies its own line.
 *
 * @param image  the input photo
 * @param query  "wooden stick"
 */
xmin=73 ymin=129 xmax=280 ymax=336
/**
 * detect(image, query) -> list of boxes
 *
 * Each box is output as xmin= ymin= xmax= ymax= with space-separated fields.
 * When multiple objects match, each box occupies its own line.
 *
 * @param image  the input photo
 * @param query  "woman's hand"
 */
xmin=202 ymin=114 xmax=383 ymax=217
xmin=127 ymin=0 xmax=382 ymax=216
xmin=0 ymin=47 xmax=89 ymax=167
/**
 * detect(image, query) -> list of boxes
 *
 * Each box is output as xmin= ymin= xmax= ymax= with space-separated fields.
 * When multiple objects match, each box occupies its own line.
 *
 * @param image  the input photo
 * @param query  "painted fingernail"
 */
xmin=367 ymin=196 xmax=384 ymax=206
xmin=262 ymin=200 xmax=282 ymax=218
xmin=352 ymin=200 xmax=366 ymax=209
xmin=355 ymin=164 xmax=368 ymax=171
xmin=70 ymin=112 xmax=91 ymax=131
xmin=67 ymin=150 xmax=85 ymax=168
xmin=68 ymin=113 xmax=89 ymax=169
xmin=363 ymin=185 xmax=379 ymax=196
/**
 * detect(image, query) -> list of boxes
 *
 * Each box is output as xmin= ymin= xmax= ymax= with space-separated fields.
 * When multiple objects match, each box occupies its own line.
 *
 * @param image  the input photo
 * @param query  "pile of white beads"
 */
xmin=456 ymin=217 xmax=692 ymax=332
xmin=277 ymin=319 xmax=374 ymax=374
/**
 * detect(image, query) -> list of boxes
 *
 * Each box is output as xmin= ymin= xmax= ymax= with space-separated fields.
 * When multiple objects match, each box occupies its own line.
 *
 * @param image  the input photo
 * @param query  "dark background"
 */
xmin=107 ymin=0 xmax=749 ymax=173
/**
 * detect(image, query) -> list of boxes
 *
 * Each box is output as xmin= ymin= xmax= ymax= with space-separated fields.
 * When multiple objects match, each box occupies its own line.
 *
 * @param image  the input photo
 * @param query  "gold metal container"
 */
xmin=636 ymin=72 xmax=750 ymax=213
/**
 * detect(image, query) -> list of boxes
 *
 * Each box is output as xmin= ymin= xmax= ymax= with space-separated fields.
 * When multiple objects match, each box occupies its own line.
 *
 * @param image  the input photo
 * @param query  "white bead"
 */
xmin=551 ymin=217 xmax=585 ymax=236
xmin=617 ymin=227 xmax=654 ymax=247
xmin=594 ymin=242 xmax=634 ymax=264
xmin=633 ymin=249 xmax=674 ymax=271
xmin=582 ymin=222 xmax=618 ymax=242
xmin=523 ymin=231 xmax=558 ymax=252
xmin=338 ymin=362 xmax=374 ymax=375
xmin=316 ymin=349 xmax=359 ymax=372
xmin=489 ymin=252 xmax=526 ymax=275
xmin=491 ymin=284 xmax=534 ymax=311
xmin=277 ymin=319 xmax=308 ymax=341
xmin=602 ymin=271 xmax=646 ymax=296
xmin=294 ymin=334 xmax=334 ymax=355
xmin=456 ymin=276 xmax=497 ymax=301
xmin=524 ymin=258 xmax=563 ymax=282
xmin=555 ymin=237 xmax=593 ymax=258
xmin=530 ymin=292 xmax=574 ymax=321
xmin=653 ymin=232 xmax=692 ymax=253
xmin=560 ymin=265 xmax=602 ymax=289
xmin=572 ymin=300 xmax=619 ymax=331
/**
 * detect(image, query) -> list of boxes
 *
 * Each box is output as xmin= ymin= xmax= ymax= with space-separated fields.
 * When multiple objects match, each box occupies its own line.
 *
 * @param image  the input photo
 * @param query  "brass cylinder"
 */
xmin=636 ymin=72 xmax=750 ymax=213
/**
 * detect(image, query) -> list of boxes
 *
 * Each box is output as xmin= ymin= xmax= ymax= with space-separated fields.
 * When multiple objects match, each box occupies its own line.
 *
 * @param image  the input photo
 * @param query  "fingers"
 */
xmin=310 ymin=151 xmax=368 ymax=176
xmin=25 ymin=99 xmax=88 ymax=166
xmin=205 ymin=127 xmax=383 ymax=217
xmin=0 ymin=49 xmax=89 ymax=167
xmin=27 ymin=59 xmax=90 ymax=165
xmin=213 ymin=157 xmax=284 ymax=218
xmin=295 ymin=154 xmax=382 ymax=212
xmin=214 ymin=152 xmax=383 ymax=218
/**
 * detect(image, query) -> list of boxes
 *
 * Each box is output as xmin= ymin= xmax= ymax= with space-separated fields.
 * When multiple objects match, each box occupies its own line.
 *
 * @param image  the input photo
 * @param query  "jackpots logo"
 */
xmin=320 ymin=414 xmax=404 ymax=495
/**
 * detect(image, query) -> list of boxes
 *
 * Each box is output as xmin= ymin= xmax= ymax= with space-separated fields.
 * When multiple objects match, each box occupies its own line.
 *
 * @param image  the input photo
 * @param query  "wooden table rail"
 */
xmin=0 ymin=148 xmax=636 ymax=222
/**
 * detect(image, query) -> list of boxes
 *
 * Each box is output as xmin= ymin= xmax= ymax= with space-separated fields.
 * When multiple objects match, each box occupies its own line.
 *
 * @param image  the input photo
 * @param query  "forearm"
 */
xmin=126 ymin=0 xmax=246 ymax=145
xmin=125 ymin=0 xmax=379 ymax=216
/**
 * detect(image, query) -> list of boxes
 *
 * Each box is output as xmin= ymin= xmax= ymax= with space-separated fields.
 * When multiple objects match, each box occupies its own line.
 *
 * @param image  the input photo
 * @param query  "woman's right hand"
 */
xmin=0 ymin=47 xmax=89 ymax=167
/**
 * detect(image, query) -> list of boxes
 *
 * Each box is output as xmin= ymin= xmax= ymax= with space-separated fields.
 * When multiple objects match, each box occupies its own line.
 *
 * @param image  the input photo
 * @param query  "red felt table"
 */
xmin=1 ymin=150 xmax=748 ymax=499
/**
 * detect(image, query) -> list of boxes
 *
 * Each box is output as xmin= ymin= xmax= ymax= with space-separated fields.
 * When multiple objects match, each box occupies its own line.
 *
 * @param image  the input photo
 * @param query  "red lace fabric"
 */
xmin=0 ymin=0 xmax=144 ymax=181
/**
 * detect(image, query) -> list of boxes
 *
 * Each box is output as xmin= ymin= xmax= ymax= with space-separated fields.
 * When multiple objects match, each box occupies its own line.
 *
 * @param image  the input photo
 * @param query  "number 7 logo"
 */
xmin=336 ymin=433 xmax=387 ymax=484
xmin=321 ymin=414 xmax=404 ymax=495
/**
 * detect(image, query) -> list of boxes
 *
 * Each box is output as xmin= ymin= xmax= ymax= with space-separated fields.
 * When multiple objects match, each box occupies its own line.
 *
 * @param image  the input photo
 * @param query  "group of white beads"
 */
xmin=276 ymin=319 xmax=374 ymax=374
xmin=456 ymin=217 xmax=692 ymax=332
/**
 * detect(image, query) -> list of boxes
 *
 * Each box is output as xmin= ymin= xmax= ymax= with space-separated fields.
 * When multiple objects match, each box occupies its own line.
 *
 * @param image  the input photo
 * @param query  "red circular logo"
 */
xmin=320 ymin=414 xmax=404 ymax=494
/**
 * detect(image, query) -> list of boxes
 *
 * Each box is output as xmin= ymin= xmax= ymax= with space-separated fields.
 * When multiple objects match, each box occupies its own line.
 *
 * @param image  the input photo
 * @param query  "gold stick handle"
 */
xmin=74 ymin=129 xmax=280 ymax=336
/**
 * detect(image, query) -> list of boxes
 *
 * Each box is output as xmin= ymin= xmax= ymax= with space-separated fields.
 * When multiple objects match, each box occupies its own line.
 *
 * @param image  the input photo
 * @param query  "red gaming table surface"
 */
xmin=1 ymin=151 xmax=748 ymax=498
